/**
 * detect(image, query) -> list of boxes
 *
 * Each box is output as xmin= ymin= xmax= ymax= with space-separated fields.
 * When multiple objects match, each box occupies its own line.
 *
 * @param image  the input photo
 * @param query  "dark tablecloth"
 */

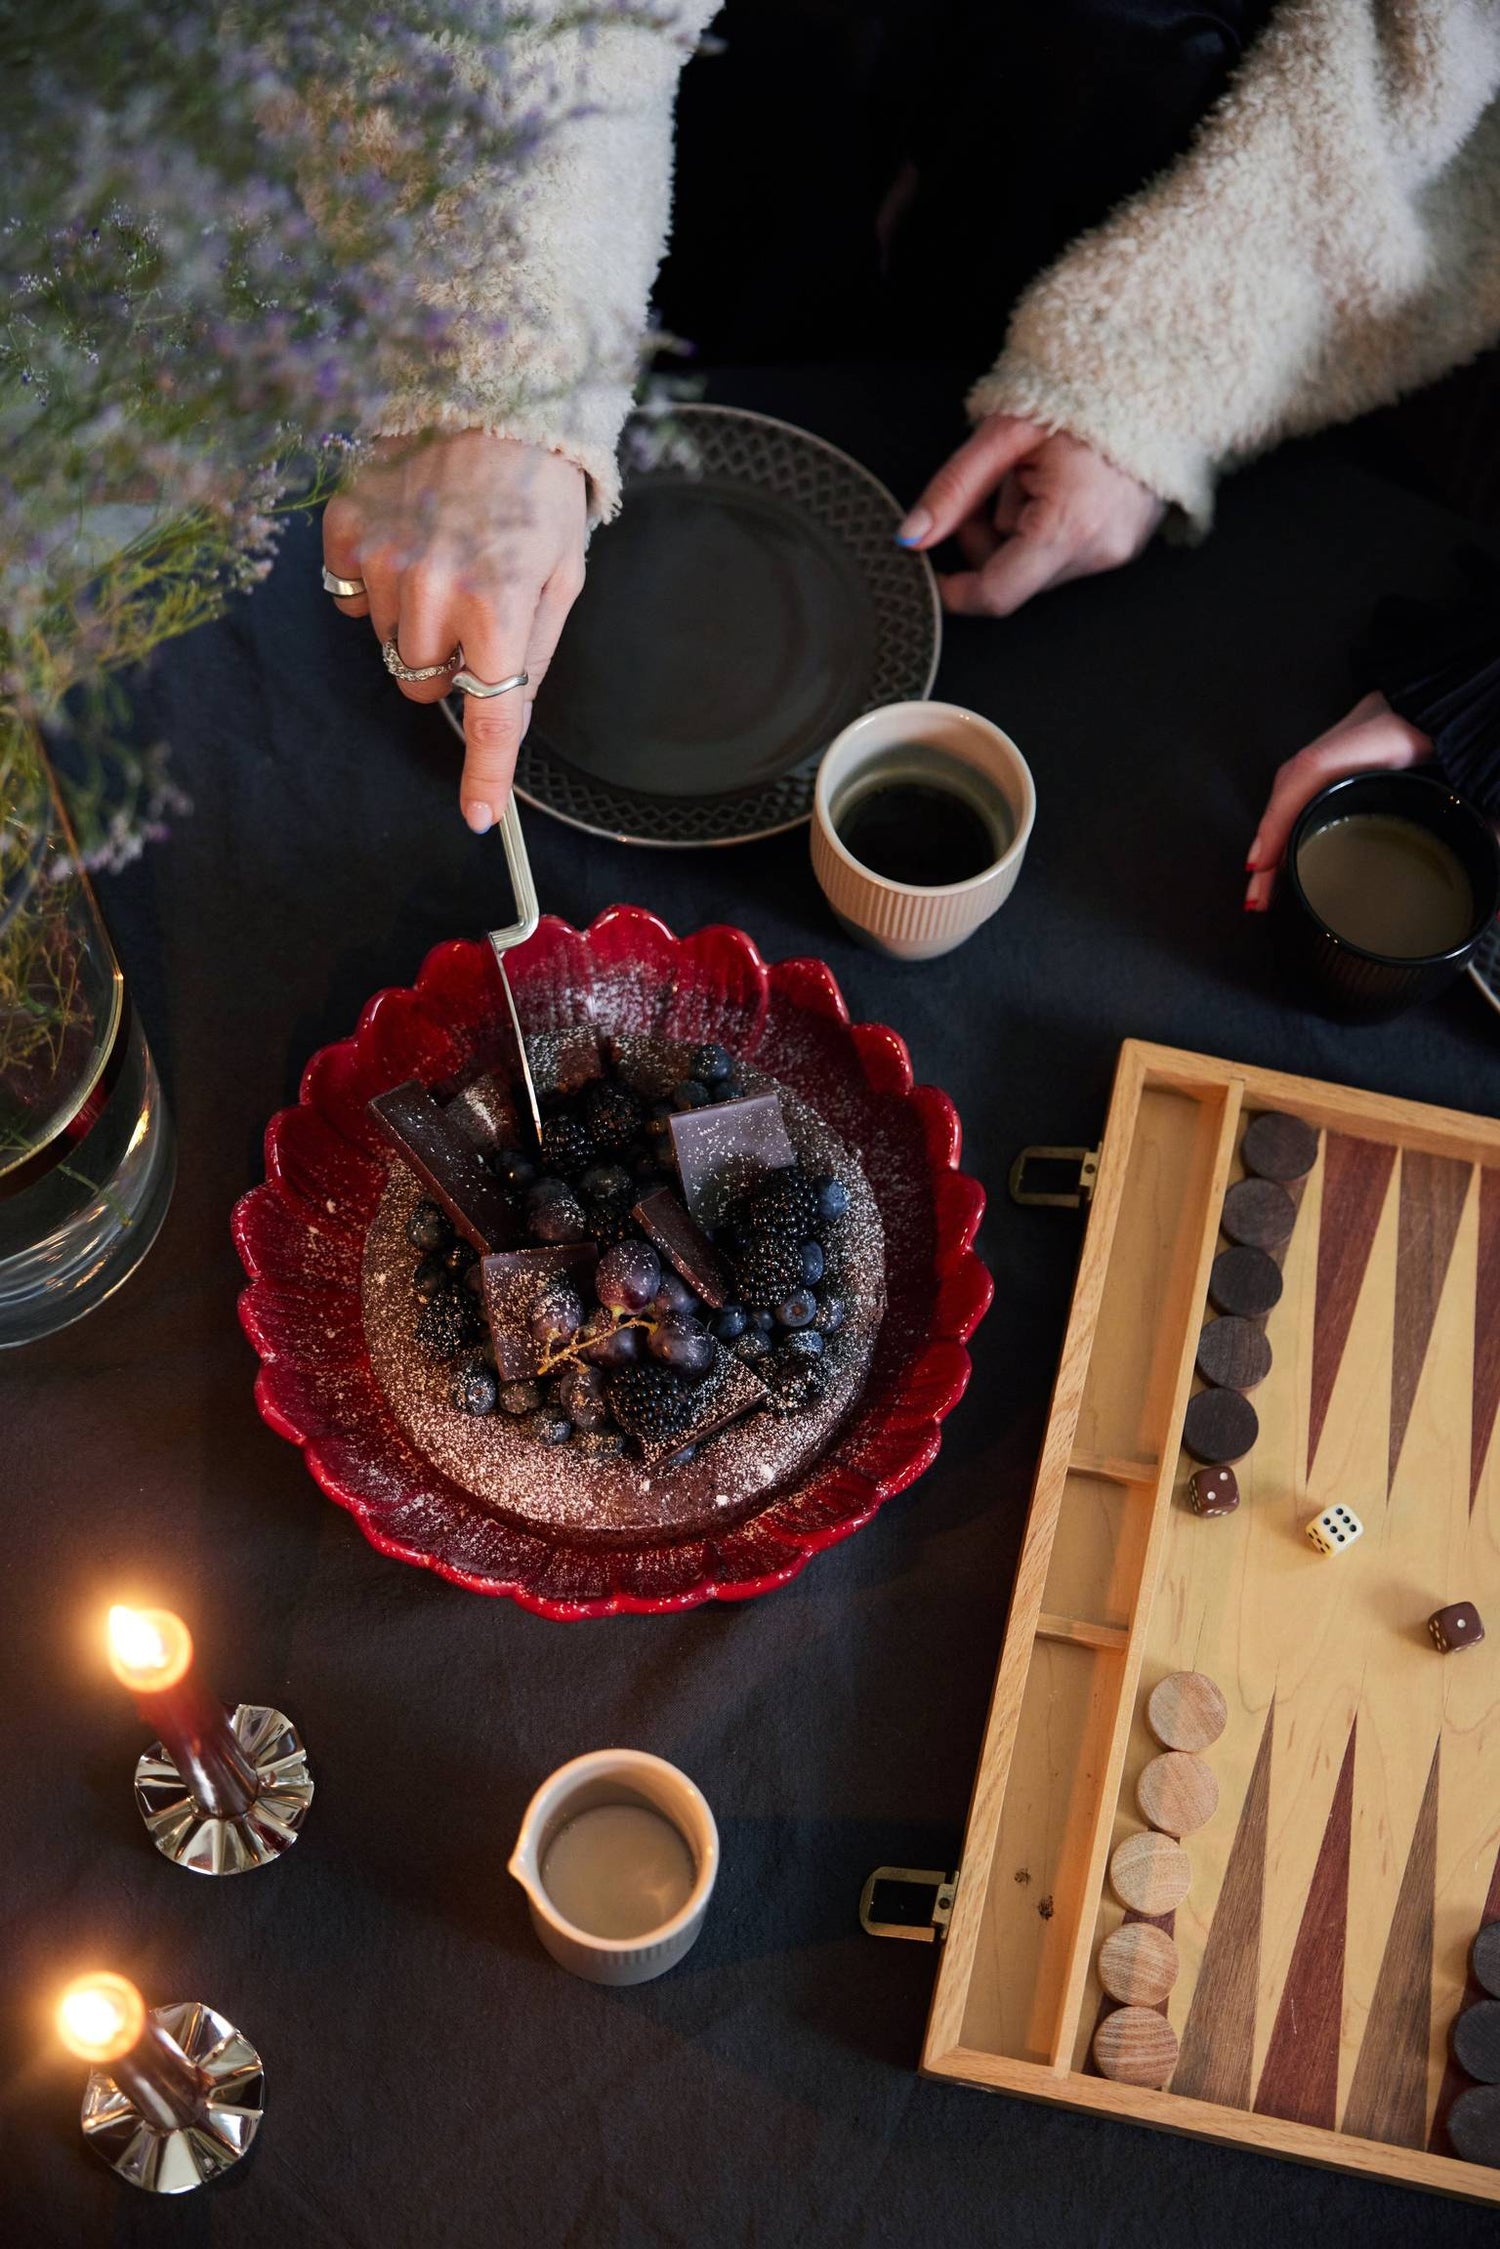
xmin=5 ymin=366 xmax=1499 ymax=2249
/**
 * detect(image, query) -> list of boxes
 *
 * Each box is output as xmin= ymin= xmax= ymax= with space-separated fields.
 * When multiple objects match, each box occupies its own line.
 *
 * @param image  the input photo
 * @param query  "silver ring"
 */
xmin=383 ymin=632 xmax=461 ymax=684
xmin=321 ymin=566 xmax=366 ymax=598
xmin=452 ymin=666 xmax=529 ymax=700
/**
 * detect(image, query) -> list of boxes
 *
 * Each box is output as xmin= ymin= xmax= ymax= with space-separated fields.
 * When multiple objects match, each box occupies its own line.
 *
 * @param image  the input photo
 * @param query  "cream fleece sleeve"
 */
xmin=969 ymin=0 xmax=1500 ymax=531
xmin=374 ymin=3 xmax=719 ymax=524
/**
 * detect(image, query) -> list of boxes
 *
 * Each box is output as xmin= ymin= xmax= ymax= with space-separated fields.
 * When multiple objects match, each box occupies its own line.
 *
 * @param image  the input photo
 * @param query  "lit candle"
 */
xmin=57 ymin=1972 xmax=205 ymax=2132
xmin=106 ymin=1607 xmax=258 ymax=1821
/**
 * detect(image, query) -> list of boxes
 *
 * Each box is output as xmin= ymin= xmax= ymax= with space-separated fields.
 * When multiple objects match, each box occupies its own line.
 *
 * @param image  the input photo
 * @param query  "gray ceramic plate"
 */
xmin=441 ymin=404 xmax=941 ymax=847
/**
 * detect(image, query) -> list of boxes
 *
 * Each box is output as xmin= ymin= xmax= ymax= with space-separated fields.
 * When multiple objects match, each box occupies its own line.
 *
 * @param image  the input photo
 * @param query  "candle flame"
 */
xmin=56 ymin=1972 xmax=146 ymax=2064
xmin=106 ymin=1605 xmax=192 ymax=1693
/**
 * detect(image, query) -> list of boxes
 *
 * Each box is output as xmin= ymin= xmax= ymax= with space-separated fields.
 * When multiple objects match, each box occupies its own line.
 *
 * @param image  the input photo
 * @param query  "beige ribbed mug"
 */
xmin=811 ymin=701 xmax=1036 ymax=960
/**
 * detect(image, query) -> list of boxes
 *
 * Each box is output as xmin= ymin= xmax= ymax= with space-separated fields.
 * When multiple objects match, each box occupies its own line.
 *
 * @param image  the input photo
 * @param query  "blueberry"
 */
xmin=531 ymin=1286 xmax=584 ymax=1346
xmin=648 ymin=1313 xmax=715 ymax=1378
xmin=799 ymin=1240 xmax=826 ymax=1285
xmin=734 ymin=1329 xmax=773 ymax=1366
xmin=691 ymin=1042 xmax=732 ymax=1084
xmin=498 ymin=1379 xmax=541 ymax=1416
xmin=596 ymin=1241 xmax=662 ymax=1315
xmin=713 ymin=1303 xmax=750 ymax=1343
xmin=411 ymin=1252 xmax=448 ymax=1303
xmin=571 ymin=1428 xmax=626 ymax=1460
xmin=523 ymin=1408 xmax=573 ymax=1446
xmin=528 ymin=1187 xmax=588 ymax=1244
xmin=671 ymin=1079 xmax=711 ymax=1111
xmin=753 ymin=1308 xmax=776 ymax=1333
xmin=781 ymin=1327 xmax=824 ymax=1362
xmin=814 ymin=1293 xmax=846 ymax=1334
xmin=494 ymin=1148 xmax=537 ymax=1191
xmin=814 ymin=1177 xmax=850 ymax=1222
xmin=452 ymin=1363 xmax=499 ymax=1415
xmin=406 ymin=1199 xmax=452 ymax=1252
xmin=777 ymin=1289 xmax=818 ymax=1330
xmin=652 ymin=1272 xmax=698 ymax=1318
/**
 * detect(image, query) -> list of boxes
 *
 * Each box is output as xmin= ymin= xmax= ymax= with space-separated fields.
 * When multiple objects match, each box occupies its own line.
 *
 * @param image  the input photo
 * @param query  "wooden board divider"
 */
xmin=920 ymin=1041 xmax=1500 ymax=2204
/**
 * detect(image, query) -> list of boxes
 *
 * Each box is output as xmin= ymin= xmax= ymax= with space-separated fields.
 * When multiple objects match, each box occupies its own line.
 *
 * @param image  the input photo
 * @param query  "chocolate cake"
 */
xmin=362 ymin=1030 xmax=886 ymax=1544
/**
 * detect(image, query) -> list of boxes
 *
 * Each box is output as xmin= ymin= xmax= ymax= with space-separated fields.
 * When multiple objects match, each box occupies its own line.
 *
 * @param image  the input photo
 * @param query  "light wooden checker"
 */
xmin=924 ymin=1044 xmax=1500 ymax=2207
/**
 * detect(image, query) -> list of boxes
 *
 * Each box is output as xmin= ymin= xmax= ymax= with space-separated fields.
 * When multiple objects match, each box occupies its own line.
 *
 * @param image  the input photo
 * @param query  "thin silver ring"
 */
xmin=383 ymin=632 xmax=461 ymax=684
xmin=452 ymin=666 xmax=529 ymax=700
xmin=321 ymin=566 xmax=366 ymax=599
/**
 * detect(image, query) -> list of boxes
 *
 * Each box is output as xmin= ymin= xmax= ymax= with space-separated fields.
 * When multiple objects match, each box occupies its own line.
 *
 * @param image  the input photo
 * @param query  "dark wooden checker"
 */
xmin=925 ymin=1043 xmax=1500 ymax=2206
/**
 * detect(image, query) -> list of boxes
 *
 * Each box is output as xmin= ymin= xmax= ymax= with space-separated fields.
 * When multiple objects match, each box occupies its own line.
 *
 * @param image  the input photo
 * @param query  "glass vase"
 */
xmin=0 ymin=722 xmax=175 ymax=1345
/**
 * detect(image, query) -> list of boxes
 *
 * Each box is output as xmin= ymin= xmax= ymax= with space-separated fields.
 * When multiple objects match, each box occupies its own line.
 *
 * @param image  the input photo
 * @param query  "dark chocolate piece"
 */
xmin=479 ymin=1244 xmax=598 ymax=1379
xmin=1208 ymin=1245 xmax=1284 ymax=1319
xmin=669 ymin=1090 xmax=795 ymax=1225
xmin=1182 ymin=1387 xmax=1259 ymax=1465
xmin=1241 ymin=1111 xmax=1320 ymax=1183
xmin=1447 ymin=2082 xmax=1500 ymax=2165
xmin=1429 ymin=1601 xmax=1485 ymax=1653
xmin=1454 ymin=2000 xmax=1500 ymax=2084
xmin=638 ymin=1345 xmax=768 ymax=1467
xmin=1195 ymin=1316 xmax=1273 ymax=1391
xmin=444 ymin=1069 xmax=517 ymax=1150
xmin=1220 ymin=1176 xmax=1297 ymax=1251
xmin=1474 ymin=1924 xmax=1500 ymax=2001
xmin=632 ymin=1187 xmax=733 ymax=1309
xmin=1187 ymin=1465 xmax=1240 ymax=1517
xmin=369 ymin=1080 xmax=518 ymax=1253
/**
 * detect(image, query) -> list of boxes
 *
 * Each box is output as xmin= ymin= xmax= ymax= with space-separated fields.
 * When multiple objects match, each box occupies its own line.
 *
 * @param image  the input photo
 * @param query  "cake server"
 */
xmin=487 ymin=794 xmax=544 ymax=1147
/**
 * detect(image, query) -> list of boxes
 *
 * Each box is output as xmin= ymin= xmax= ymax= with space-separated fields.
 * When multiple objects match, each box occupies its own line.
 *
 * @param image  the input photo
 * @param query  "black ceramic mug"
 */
xmin=1275 ymin=770 xmax=1500 ymax=1023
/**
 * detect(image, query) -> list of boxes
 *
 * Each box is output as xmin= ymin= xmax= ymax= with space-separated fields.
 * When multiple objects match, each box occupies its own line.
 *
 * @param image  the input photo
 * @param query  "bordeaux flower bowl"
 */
xmin=231 ymin=909 xmax=992 ymax=1619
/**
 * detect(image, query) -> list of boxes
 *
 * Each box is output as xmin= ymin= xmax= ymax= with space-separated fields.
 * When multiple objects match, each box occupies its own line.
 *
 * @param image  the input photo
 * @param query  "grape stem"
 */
xmin=535 ymin=1309 xmax=656 ymax=1379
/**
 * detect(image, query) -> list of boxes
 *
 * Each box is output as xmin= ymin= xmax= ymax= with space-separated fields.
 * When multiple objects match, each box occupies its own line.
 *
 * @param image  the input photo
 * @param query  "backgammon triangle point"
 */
xmin=1387 ymin=1153 xmax=1472 ymax=1493
xmin=1307 ymin=1136 xmax=1397 ymax=1482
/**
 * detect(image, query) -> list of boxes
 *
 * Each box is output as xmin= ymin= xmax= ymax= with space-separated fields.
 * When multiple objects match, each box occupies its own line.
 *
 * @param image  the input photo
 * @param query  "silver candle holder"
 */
xmin=60 ymin=1975 xmax=265 ymax=2194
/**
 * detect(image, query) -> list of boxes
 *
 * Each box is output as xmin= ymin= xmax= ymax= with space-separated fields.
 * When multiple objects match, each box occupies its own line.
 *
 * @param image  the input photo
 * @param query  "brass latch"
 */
xmin=859 ymin=1866 xmax=956 ymax=1944
xmin=1008 ymin=1144 xmax=1101 ymax=1210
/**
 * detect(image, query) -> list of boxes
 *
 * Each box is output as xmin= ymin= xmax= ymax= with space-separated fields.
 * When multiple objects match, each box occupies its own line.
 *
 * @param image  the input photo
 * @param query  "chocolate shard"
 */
xmin=638 ymin=1345 xmax=768 ymax=1467
xmin=632 ymin=1187 xmax=733 ymax=1309
xmin=669 ymin=1090 xmax=795 ymax=1225
xmin=479 ymin=1244 xmax=598 ymax=1380
xmin=369 ymin=1080 xmax=519 ymax=1253
xmin=443 ymin=1068 xmax=518 ymax=1151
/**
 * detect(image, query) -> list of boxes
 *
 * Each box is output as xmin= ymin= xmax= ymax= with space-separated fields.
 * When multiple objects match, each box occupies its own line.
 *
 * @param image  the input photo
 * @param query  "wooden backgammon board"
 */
xmin=923 ymin=1041 xmax=1500 ymax=2203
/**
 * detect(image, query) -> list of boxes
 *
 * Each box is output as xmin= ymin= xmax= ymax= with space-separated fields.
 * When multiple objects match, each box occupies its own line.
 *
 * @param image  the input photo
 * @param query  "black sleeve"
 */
xmin=1360 ymin=548 xmax=1500 ymax=820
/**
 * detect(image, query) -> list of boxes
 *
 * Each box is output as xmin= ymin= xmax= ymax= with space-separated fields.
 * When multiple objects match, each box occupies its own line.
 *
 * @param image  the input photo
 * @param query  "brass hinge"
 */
xmin=1008 ymin=1144 xmax=1101 ymax=1210
xmin=859 ymin=1865 xmax=957 ymax=1944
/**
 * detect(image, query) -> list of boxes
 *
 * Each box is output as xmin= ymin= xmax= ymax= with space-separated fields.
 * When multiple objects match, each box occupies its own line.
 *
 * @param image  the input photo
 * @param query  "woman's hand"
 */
xmin=1243 ymin=692 xmax=1433 ymax=910
xmin=898 ymin=413 xmax=1166 ymax=615
xmin=323 ymin=431 xmax=588 ymax=833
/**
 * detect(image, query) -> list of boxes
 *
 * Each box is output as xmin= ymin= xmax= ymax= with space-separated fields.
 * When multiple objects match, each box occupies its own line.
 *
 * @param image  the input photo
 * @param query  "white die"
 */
xmin=1306 ymin=1504 xmax=1364 ymax=1555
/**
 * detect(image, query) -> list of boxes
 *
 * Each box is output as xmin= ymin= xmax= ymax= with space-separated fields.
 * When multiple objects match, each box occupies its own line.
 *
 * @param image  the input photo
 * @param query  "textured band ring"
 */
xmin=321 ymin=566 xmax=366 ymax=598
xmin=451 ymin=666 xmax=529 ymax=700
xmin=383 ymin=632 xmax=462 ymax=684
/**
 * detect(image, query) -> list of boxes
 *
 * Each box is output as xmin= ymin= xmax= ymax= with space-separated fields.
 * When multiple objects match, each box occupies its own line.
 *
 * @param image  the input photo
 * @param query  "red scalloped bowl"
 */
xmin=232 ymin=909 xmax=991 ymax=1618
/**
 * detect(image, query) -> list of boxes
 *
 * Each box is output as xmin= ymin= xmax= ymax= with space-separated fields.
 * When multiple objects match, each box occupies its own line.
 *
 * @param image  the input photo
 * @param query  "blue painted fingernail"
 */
xmin=896 ymin=507 xmax=932 ymax=547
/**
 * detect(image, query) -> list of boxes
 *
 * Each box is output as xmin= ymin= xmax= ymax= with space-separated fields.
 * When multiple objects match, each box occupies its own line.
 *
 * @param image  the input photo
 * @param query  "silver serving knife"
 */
xmin=487 ymin=794 xmax=544 ymax=1147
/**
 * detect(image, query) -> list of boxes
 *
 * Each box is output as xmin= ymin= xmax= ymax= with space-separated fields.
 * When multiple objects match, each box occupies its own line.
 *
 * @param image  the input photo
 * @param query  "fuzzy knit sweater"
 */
xmin=389 ymin=1 xmax=1500 ymax=533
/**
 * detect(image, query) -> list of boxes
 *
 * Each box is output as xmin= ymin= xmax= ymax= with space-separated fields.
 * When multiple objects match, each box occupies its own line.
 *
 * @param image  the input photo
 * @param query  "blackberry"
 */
xmin=732 ymin=1235 xmax=808 ymax=1312
xmin=416 ymin=1289 xmax=481 ymax=1359
xmin=768 ymin=1350 xmax=829 ymax=1414
xmin=733 ymin=1329 xmax=773 ymax=1367
xmin=539 ymin=1110 xmax=595 ymax=1177
xmin=586 ymin=1204 xmax=636 ymax=1252
xmin=744 ymin=1169 xmax=820 ymax=1240
xmin=407 ymin=1200 xmax=452 ymax=1252
xmin=780 ymin=1327 xmax=825 ymax=1362
xmin=580 ymin=1162 xmax=633 ymax=1207
xmin=607 ymin=1361 xmax=693 ymax=1442
xmin=527 ymin=1182 xmax=587 ymax=1244
xmin=494 ymin=1147 xmax=537 ymax=1191
xmin=582 ymin=1078 xmax=644 ymax=1155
